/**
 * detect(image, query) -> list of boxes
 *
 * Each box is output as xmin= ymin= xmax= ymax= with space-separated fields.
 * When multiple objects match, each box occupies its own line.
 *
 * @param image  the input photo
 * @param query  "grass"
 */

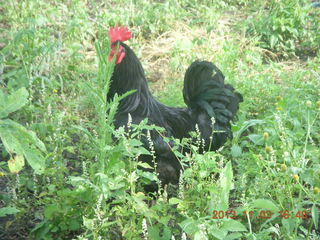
xmin=0 ymin=0 xmax=319 ymax=239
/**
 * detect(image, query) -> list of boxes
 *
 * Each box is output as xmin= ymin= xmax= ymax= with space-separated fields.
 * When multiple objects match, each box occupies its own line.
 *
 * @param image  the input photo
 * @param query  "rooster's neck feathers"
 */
xmin=109 ymin=42 xmax=160 ymax=117
xmin=109 ymin=42 xmax=191 ymax=130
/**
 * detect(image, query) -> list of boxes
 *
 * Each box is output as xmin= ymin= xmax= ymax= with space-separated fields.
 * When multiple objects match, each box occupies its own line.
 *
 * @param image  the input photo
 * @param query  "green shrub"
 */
xmin=246 ymin=0 xmax=319 ymax=56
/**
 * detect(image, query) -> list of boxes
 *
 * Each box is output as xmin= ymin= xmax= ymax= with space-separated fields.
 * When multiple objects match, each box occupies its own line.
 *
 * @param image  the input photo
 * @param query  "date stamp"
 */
xmin=212 ymin=210 xmax=310 ymax=220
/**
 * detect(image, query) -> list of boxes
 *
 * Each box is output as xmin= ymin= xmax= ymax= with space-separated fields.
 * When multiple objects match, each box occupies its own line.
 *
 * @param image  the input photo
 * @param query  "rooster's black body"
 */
xmin=108 ymin=41 xmax=242 ymax=190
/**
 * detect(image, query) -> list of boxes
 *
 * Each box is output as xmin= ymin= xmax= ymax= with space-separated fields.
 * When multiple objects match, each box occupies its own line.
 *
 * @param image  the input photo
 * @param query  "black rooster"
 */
xmin=107 ymin=27 xmax=243 ymax=191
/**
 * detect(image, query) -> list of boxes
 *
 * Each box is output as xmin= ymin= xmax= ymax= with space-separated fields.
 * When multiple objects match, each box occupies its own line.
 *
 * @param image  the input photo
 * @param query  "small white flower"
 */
xmin=181 ymin=232 xmax=187 ymax=240
xmin=142 ymin=218 xmax=148 ymax=240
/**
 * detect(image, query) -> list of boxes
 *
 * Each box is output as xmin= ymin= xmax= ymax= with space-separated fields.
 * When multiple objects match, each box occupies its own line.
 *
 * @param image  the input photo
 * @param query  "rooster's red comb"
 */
xmin=109 ymin=26 xmax=132 ymax=43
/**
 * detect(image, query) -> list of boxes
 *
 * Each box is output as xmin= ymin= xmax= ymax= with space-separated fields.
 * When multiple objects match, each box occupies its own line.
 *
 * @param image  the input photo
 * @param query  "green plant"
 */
xmin=1 ymin=0 xmax=320 ymax=239
xmin=0 ymin=87 xmax=46 ymax=174
xmin=29 ymin=32 xmax=156 ymax=239
xmin=246 ymin=0 xmax=319 ymax=55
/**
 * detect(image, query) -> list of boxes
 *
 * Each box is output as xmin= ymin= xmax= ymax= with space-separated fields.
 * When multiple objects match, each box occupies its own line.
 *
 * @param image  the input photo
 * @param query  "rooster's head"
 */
xmin=108 ymin=26 xmax=132 ymax=64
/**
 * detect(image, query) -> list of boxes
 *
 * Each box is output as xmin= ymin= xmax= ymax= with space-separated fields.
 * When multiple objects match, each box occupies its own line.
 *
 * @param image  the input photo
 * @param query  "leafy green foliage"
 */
xmin=0 ymin=88 xmax=29 ymax=118
xmin=0 ymin=206 xmax=20 ymax=217
xmin=245 ymin=0 xmax=320 ymax=55
xmin=0 ymin=88 xmax=46 ymax=173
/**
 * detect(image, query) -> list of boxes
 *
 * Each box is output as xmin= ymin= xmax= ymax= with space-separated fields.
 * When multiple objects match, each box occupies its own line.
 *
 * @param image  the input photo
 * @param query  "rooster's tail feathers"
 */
xmin=183 ymin=61 xmax=242 ymax=125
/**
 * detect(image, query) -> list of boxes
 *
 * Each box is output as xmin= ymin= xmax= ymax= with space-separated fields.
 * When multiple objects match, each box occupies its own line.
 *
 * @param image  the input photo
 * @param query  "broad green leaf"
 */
xmin=0 ymin=207 xmax=20 ymax=217
xmin=8 ymin=154 xmax=25 ymax=174
xmin=207 ymin=226 xmax=228 ymax=240
xmin=134 ymin=146 xmax=151 ymax=155
xmin=179 ymin=218 xmax=200 ymax=235
xmin=0 ymin=122 xmax=26 ymax=154
xmin=30 ymin=220 xmax=50 ymax=238
xmin=0 ymin=121 xmax=46 ymax=174
xmin=251 ymin=199 xmax=279 ymax=212
xmin=169 ymin=198 xmax=183 ymax=205
xmin=148 ymin=225 xmax=161 ymax=240
xmin=233 ymin=119 xmax=265 ymax=143
xmin=23 ymin=148 xmax=45 ymax=174
xmin=220 ymin=219 xmax=247 ymax=232
xmin=0 ymin=88 xmax=29 ymax=119
xmin=225 ymin=233 xmax=244 ymax=240
xmin=3 ymin=119 xmax=46 ymax=152
xmin=265 ymin=226 xmax=280 ymax=236
xmin=231 ymin=145 xmax=242 ymax=157
xmin=128 ymin=138 xmax=143 ymax=147
xmin=132 ymin=193 xmax=157 ymax=218
xmin=149 ymin=226 xmax=171 ymax=240
xmin=69 ymin=219 xmax=81 ymax=231
xmin=281 ymin=218 xmax=295 ymax=234
xmin=247 ymin=134 xmax=264 ymax=145
xmin=139 ymin=171 xmax=158 ymax=182
xmin=44 ymin=204 xmax=59 ymax=219
xmin=137 ymin=162 xmax=154 ymax=169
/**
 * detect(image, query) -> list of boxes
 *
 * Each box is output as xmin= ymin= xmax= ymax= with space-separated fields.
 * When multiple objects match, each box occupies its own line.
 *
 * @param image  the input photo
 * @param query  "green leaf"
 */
xmin=30 ymin=220 xmax=50 ymax=240
xmin=8 ymin=154 xmax=25 ymax=174
xmin=161 ymin=226 xmax=171 ymax=240
xmin=220 ymin=219 xmax=247 ymax=232
xmin=0 ymin=120 xmax=46 ymax=174
xmin=23 ymin=148 xmax=45 ymax=174
xmin=44 ymin=204 xmax=59 ymax=219
xmin=179 ymin=218 xmax=200 ymax=235
xmin=132 ymin=193 xmax=157 ymax=218
xmin=148 ymin=225 xmax=161 ymax=240
xmin=247 ymin=134 xmax=264 ymax=145
xmin=129 ymin=139 xmax=143 ymax=147
xmin=219 ymin=162 xmax=233 ymax=210
xmin=169 ymin=198 xmax=183 ymax=205
xmin=207 ymin=226 xmax=228 ymax=240
xmin=233 ymin=119 xmax=264 ymax=143
xmin=311 ymin=204 xmax=319 ymax=229
xmin=0 ymin=207 xmax=20 ymax=217
xmin=251 ymin=199 xmax=279 ymax=212
xmin=139 ymin=171 xmax=158 ymax=182
xmin=265 ymin=226 xmax=280 ymax=236
xmin=281 ymin=218 xmax=295 ymax=234
xmin=0 ymin=121 xmax=27 ymax=154
xmin=0 ymin=88 xmax=29 ymax=119
xmin=270 ymin=35 xmax=278 ymax=49
xmin=69 ymin=176 xmax=100 ymax=193
xmin=137 ymin=162 xmax=153 ymax=170
xmin=231 ymin=145 xmax=242 ymax=157
xmin=3 ymin=119 xmax=46 ymax=152
xmin=225 ymin=233 xmax=244 ymax=240
xmin=69 ymin=219 xmax=81 ymax=231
